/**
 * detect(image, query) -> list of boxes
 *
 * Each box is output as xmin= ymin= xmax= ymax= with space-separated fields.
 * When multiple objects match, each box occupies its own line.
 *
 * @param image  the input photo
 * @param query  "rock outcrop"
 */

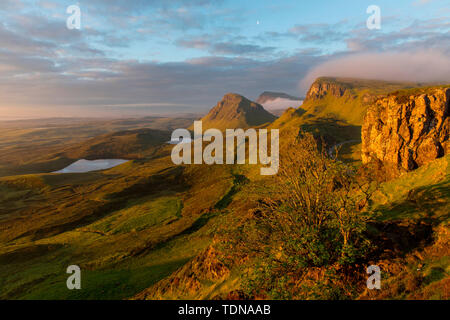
xmin=281 ymin=77 xmax=422 ymax=126
xmin=133 ymin=246 xmax=229 ymax=300
xmin=304 ymin=77 xmax=349 ymax=102
xmin=362 ymin=87 xmax=449 ymax=177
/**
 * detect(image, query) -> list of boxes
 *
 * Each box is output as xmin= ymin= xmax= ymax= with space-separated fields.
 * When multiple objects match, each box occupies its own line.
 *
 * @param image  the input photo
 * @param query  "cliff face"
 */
xmin=304 ymin=78 xmax=349 ymax=102
xmin=362 ymin=87 xmax=449 ymax=176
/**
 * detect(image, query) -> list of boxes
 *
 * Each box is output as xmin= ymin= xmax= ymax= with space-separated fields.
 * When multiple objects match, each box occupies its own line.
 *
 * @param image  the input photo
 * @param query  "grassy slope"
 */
xmin=132 ymin=79 xmax=450 ymax=300
xmin=282 ymin=77 xmax=419 ymax=125
xmin=1 ymin=138 xmax=448 ymax=300
xmin=359 ymin=155 xmax=450 ymax=299
xmin=271 ymin=78 xmax=422 ymax=162
xmin=0 ymin=148 xmax=238 ymax=299
xmin=133 ymin=154 xmax=450 ymax=300
xmin=373 ymin=155 xmax=449 ymax=222
xmin=0 ymin=117 xmax=194 ymax=177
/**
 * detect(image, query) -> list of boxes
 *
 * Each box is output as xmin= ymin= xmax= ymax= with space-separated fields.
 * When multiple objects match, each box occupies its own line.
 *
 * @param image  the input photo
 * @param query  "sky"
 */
xmin=0 ymin=0 xmax=449 ymax=119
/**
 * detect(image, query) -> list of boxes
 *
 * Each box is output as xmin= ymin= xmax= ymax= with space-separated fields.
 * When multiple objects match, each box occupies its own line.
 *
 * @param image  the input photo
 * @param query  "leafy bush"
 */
xmin=223 ymin=132 xmax=376 ymax=299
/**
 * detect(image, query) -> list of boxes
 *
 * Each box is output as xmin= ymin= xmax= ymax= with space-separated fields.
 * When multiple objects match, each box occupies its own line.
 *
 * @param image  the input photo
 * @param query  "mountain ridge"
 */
xmin=0 ymin=77 xmax=449 ymax=301
xmin=193 ymin=93 xmax=277 ymax=131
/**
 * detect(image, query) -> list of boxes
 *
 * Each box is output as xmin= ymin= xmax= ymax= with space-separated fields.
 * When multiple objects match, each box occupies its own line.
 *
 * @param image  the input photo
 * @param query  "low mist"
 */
xmin=300 ymin=50 xmax=450 ymax=91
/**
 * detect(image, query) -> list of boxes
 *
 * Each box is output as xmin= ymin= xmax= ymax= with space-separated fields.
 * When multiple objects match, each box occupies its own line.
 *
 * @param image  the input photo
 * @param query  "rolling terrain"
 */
xmin=0 ymin=78 xmax=448 ymax=300
xmin=0 ymin=117 xmax=195 ymax=177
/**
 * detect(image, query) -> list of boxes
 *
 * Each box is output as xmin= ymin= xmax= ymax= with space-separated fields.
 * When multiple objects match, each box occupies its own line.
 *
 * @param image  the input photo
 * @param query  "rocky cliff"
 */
xmin=299 ymin=77 xmax=416 ymax=125
xmin=256 ymin=91 xmax=303 ymax=104
xmin=304 ymin=77 xmax=350 ymax=102
xmin=362 ymin=87 xmax=449 ymax=176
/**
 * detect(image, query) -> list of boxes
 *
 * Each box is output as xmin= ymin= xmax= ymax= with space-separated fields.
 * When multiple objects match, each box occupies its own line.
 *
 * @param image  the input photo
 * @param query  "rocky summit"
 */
xmin=362 ymin=87 xmax=449 ymax=177
xmin=304 ymin=77 xmax=349 ymax=102
xmin=196 ymin=93 xmax=276 ymax=131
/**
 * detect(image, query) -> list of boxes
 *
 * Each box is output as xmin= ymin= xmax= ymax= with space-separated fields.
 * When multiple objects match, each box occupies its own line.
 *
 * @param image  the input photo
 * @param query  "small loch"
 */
xmin=53 ymin=159 xmax=129 ymax=173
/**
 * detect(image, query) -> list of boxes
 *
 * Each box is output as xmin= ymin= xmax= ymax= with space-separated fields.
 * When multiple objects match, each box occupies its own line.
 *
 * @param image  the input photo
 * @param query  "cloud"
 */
xmin=345 ymin=18 xmax=450 ymax=53
xmin=85 ymin=0 xmax=221 ymax=13
xmin=259 ymin=21 xmax=350 ymax=47
xmin=413 ymin=0 xmax=433 ymax=6
xmin=288 ymin=22 xmax=349 ymax=43
xmin=177 ymin=36 xmax=276 ymax=56
xmin=300 ymin=50 xmax=450 ymax=91
xmin=0 ymin=0 xmax=24 ymax=10
xmin=79 ymin=0 xmax=228 ymax=33
xmin=212 ymin=42 xmax=276 ymax=55
xmin=0 ymin=52 xmax=319 ymax=114
xmin=261 ymin=98 xmax=303 ymax=111
xmin=1 ymin=1 xmax=449 ymax=119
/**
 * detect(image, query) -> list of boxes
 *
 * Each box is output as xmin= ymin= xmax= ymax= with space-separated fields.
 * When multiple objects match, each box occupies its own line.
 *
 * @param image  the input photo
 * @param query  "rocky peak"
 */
xmin=208 ymin=93 xmax=262 ymax=119
xmin=362 ymin=87 xmax=449 ymax=177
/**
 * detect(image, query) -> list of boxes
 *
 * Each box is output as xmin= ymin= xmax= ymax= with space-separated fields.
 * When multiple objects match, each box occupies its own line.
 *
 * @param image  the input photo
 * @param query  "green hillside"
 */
xmin=0 ymin=153 xmax=237 ymax=299
xmin=1 ymin=135 xmax=447 ymax=300
xmin=301 ymin=77 xmax=420 ymax=125
xmin=0 ymin=117 xmax=194 ymax=177
xmin=271 ymin=77 xmax=428 ymax=163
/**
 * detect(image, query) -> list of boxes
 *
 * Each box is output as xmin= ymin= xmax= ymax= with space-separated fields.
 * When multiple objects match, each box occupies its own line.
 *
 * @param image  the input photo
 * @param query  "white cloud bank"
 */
xmin=300 ymin=50 xmax=450 ymax=91
xmin=261 ymin=98 xmax=303 ymax=111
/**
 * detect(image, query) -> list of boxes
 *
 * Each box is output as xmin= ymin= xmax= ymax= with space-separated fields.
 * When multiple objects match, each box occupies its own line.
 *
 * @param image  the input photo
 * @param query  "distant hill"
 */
xmin=256 ymin=91 xmax=303 ymax=105
xmin=0 ymin=128 xmax=171 ymax=177
xmin=194 ymin=93 xmax=277 ymax=131
xmin=0 ymin=116 xmax=195 ymax=177
xmin=60 ymin=128 xmax=170 ymax=160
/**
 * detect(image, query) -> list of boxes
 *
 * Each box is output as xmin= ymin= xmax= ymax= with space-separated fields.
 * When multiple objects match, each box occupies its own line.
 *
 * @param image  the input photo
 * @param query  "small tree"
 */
xmin=223 ymin=131 xmax=376 ymax=299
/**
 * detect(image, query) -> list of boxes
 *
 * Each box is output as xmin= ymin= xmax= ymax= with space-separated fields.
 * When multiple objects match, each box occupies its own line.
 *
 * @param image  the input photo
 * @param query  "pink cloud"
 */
xmin=300 ymin=50 xmax=450 ymax=91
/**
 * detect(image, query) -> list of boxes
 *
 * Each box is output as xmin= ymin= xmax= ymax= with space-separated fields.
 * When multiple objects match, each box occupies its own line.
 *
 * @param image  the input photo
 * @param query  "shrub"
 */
xmin=224 ymin=132 xmax=376 ymax=299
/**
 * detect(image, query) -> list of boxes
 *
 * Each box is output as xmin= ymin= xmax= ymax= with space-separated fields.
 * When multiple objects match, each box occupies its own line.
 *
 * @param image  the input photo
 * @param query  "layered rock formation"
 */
xmin=362 ymin=87 xmax=449 ymax=176
xmin=304 ymin=77 xmax=349 ymax=101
